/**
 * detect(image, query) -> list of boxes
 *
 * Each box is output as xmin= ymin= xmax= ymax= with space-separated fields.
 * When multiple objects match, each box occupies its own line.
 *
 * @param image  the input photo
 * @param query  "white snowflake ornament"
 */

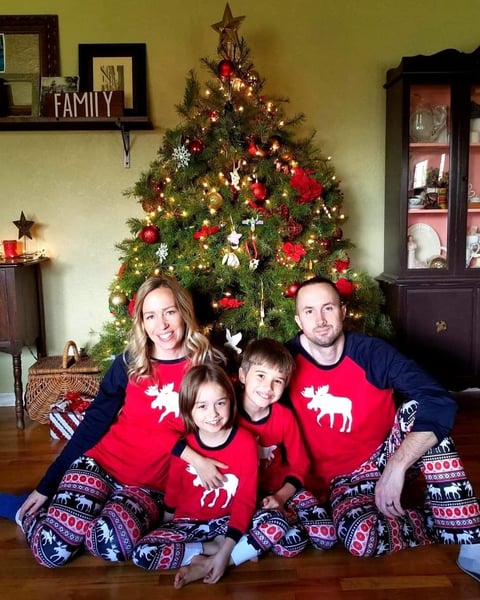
xmin=172 ymin=145 xmax=191 ymax=168
xmin=156 ymin=243 xmax=169 ymax=263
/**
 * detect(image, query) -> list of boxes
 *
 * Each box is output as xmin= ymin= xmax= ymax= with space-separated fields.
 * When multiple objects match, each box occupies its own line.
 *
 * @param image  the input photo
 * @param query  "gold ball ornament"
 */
xmin=109 ymin=291 xmax=128 ymax=308
xmin=207 ymin=191 xmax=224 ymax=210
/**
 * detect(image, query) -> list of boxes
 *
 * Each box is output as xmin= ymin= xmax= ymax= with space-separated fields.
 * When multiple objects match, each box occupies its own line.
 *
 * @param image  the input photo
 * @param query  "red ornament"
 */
xmin=332 ymin=227 xmax=344 ymax=240
xmin=284 ymin=282 xmax=300 ymax=298
xmin=319 ymin=238 xmax=333 ymax=253
xmin=139 ymin=224 xmax=160 ymax=244
xmin=128 ymin=293 xmax=137 ymax=318
xmin=289 ymin=167 xmax=324 ymax=204
xmin=188 ymin=139 xmax=205 ymax=154
xmin=285 ymin=218 xmax=303 ymax=240
xmin=208 ymin=109 xmax=219 ymax=121
xmin=335 ymin=258 xmax=350 ymax=272
xmin=251 ymin=182 xmax=267 ymax=201
xmin=218 ymin=59 xmax=235 ymax=78
xmin=335 ymin=277 xmax=354 ymax=299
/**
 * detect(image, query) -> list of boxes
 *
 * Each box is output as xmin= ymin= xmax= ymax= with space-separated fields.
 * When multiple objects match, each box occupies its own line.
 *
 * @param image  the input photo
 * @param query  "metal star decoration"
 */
xmin=211 ymin=3 xmax=245 ymax=56
xmin=13 ymin=211 xmax=34 ymax=240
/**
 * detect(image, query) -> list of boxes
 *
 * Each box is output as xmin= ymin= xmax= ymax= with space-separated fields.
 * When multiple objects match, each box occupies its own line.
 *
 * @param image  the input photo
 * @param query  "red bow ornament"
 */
xmin=193 ymin=225 xmax=220 ymax=240
xmin=218 ymin=297 xmax=244 ymax=309
xmin=289 ymin=167 xmax=324 ymax=204
xmin=281 ymin=242 xmax=306 ymax=263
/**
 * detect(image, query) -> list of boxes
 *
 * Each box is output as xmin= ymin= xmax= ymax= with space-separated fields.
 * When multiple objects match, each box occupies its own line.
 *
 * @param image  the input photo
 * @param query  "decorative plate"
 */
xmin=407 ymin=223 xmax=441 ymax=265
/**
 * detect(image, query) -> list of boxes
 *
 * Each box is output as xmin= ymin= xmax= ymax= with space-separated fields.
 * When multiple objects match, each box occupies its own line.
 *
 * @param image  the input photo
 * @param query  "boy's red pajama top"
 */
xmin=237 ymin=402 xmax=309 ymax=495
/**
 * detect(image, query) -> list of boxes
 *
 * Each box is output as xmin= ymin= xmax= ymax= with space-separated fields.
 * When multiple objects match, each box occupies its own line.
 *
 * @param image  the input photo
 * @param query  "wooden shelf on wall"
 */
xmin=0 ymin=116 xmax=153 ymax=131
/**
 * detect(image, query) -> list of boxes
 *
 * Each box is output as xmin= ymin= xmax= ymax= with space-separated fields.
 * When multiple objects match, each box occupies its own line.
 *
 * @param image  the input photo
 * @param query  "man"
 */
xmin=285 ymin=276 xmax=480 ymax=581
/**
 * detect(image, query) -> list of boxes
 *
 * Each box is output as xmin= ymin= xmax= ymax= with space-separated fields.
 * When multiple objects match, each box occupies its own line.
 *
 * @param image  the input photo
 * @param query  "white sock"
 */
xmin=14 ymin=508 xmax=23 ymax=527
xmin=458 ymin=543 xmax=480 ymax=572
xmin=180 ymin=542 xmax=203 ymax=566
xmin=230 ymin=535 xmax=261 ymax=566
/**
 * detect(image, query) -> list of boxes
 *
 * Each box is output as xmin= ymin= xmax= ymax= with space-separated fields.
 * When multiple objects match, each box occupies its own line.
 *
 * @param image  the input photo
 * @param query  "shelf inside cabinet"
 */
xmin=409 ymin=142 xmax=449 ymax=150
xmin=408 ymin=208 xmax=448 ymax=214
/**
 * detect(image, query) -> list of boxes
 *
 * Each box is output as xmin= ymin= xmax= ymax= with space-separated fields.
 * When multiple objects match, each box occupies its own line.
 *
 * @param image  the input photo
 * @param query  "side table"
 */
xmin=0 ymin=257 xmax=49 ymax=429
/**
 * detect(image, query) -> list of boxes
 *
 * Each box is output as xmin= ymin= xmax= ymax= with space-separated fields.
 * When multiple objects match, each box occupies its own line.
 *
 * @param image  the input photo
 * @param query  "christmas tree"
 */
xmin=91 ymin=3 xmax=390 ymax=366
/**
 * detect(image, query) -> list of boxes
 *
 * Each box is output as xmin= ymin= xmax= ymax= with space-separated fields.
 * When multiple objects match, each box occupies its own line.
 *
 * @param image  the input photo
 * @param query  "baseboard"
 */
xmin=0 ymin=393 xmax=15 ymax=407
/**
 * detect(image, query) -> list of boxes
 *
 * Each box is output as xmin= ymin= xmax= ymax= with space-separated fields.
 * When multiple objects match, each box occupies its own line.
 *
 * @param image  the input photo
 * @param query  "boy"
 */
xmin=237 ymin=338 xmax=336 ymax=556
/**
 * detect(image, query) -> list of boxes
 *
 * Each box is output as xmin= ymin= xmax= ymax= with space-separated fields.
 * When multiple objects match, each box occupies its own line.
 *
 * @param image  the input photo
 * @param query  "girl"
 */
xmin=0 ymin=275 xmax=225 ymax=567
xmin=132 ymin=363 xmax=289 ymax=588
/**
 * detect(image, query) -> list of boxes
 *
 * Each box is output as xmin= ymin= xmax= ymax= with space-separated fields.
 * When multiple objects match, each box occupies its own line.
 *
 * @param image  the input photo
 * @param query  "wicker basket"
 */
xmin=25 ymin=340 xmax=102 ymax=424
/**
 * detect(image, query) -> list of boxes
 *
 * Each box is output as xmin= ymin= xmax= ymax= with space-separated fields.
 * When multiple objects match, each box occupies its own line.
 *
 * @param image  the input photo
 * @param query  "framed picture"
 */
xmin=78 ymin=43 xmax=147 ymax=116
xmin=0 ymin=15 xmax=59 ymax=116
xmin=0 ymin=15 xmax=59 ymax=76
xmin=0 ymin=73 xmax=39 ymax=116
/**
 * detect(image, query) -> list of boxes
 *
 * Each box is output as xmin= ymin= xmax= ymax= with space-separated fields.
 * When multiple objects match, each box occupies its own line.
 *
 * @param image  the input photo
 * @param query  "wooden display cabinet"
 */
xmin=378 ymin=47 xmax=480 ymax=389
xmin=0 ymin=257 xmax=48 ymax=428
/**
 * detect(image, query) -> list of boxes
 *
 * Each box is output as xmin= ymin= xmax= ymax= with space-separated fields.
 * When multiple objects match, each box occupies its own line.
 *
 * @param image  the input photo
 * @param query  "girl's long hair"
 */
xmin=179 ymin=363 xmax=236 ymax=434
xmin=125 ymin=275 xmax=224 ymax=381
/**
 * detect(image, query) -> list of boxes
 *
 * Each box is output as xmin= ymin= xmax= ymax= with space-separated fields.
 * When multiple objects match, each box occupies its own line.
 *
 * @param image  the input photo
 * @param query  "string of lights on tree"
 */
xmin=91 ymin=3 xmax=390 ymax=365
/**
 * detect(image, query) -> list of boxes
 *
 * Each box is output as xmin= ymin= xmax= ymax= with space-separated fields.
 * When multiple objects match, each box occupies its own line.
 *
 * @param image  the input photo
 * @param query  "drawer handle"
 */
xmin=435 ymin=320 xmax=447 ymax=333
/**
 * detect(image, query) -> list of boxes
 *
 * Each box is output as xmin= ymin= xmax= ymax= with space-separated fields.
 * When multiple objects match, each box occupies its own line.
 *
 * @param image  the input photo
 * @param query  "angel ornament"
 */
xmin=230 ymin=159 xmax=241 ymax=191
xmin=225 ymin=329 xmax=242 ymax=355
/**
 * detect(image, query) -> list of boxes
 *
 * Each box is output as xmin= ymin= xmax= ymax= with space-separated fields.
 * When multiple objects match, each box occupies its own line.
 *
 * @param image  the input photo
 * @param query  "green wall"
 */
xmin=1 ymin=0 xmax=480 ymax=394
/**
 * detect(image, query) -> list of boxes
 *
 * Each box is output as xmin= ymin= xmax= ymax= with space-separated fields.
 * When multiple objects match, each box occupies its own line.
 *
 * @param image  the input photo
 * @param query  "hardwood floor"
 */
xmin=1 ymin=392 xmax=479 ymax=599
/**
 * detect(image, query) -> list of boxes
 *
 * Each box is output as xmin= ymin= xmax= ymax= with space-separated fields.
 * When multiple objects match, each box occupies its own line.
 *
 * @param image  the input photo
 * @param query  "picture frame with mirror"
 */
xmin=0 ymin=15 xmax=59 ymax=117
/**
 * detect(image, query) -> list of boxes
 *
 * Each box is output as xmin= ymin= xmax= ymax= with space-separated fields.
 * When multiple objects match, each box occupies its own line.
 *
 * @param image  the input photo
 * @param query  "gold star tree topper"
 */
xmin=211 ymin=3 xmax=245 ymax=58
xmin=13 ymin=211 xmax=34 ymax=240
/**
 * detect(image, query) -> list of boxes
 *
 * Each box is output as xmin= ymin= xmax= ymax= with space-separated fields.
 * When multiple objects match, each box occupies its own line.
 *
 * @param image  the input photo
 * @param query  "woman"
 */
xmin=0 ymin=275 xmax=225 ymax=567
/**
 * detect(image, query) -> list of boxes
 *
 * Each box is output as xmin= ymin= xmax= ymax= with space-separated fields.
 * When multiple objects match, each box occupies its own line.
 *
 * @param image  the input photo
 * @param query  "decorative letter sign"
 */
xmin=44 ymin=91 xmax=124 ymax=118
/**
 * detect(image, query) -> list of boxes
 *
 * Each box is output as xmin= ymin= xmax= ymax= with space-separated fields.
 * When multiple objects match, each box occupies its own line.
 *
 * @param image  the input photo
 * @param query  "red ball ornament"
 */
xmin=247 ymin=140 xmax=259 ymax=156
xmin=139 ymin=224 xmax=160 ymax=244
xmin=218 ymin=59 xmax=235 ymax=78
xmin=284 ymin=282 xmax=300 ymax=298
xmin=319 ymin=238 xmax=333 ymax=253
xmin=332 ymin=227 xmax=344 ymax=240
xmin=251 ymin=182 xmax=267 ymax=201
xmin=208 ymin=109 xmax=219 ymax=122
xmin=335 ymin=277 xmax=354 ymax=299
xmin=188 ymin=139 xmax=205 ymax=154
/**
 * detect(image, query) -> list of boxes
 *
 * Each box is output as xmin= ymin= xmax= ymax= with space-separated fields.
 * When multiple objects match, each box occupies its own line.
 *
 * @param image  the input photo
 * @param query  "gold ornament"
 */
xmin=109 ymin=291 xmax=128 ymax=307
xmin=207 ymin=191 xmax=224 ymax=210
xmin=211 ymin=3 xmax=245 ymax=57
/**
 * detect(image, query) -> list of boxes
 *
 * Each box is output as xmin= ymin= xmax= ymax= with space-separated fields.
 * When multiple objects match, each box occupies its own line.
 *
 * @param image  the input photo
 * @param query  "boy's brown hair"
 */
xmin=240 ymin=338 xmax=295 ymax=385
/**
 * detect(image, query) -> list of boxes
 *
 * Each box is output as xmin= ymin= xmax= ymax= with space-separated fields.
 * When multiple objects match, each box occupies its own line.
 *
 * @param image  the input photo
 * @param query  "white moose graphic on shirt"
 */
xmin=145 ymin=383 xmax=179 ymax=422
xmin=186 ymin=464 xmax=239 ymax=508
xmin=302 ymin=385 xmax=353 ymax=433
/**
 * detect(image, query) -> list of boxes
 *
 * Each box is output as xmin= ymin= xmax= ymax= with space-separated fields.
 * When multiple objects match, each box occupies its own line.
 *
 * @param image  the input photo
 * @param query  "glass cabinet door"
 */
xmin=467 ymin=85 xmax=480 ymax=270
xmin=407 ymin=84 xmax=450 ymax=270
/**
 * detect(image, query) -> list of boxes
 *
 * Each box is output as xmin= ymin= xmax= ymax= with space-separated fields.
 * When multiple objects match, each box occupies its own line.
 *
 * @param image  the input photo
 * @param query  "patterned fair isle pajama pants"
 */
xmin=270 ymin=489 xmax=337 ymax=557
xmin=21 ymin=455 xmax=163 ymax=567
xmin=329 ymin=400 xmax=480 ymax=557
xmin=131 ymin=509 xmax=289 ymax=570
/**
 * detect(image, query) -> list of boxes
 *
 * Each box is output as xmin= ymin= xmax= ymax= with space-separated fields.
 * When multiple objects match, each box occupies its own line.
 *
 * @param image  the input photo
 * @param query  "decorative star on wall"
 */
xmin=211 ymin=3 xmax=245 ymax=52
xmin=13 ymin=211 xmax=34 ymax=240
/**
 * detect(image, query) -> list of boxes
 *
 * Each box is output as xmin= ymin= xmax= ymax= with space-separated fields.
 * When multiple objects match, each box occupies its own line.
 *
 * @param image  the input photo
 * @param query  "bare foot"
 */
xmin=174 ymin=555 xmax=211 ymax=589
xmin=202 ymin=535 xmax=225 ymax=556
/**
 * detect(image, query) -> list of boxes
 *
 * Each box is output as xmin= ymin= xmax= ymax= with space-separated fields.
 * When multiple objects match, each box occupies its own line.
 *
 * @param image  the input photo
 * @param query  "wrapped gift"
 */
xmin=49 ymin=391 xmax=93 ymax=440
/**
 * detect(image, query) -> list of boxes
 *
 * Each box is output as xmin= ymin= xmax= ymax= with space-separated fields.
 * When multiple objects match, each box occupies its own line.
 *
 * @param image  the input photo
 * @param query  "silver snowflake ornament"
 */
xmin=156 ymin=243 xmax=169 ymax=263
xmin=172 ymin=145 xmax=191 ymax=168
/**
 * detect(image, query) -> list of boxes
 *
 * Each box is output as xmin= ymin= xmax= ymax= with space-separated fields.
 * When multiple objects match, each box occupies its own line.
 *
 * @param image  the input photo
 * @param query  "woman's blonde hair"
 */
xmin=125 ymin=275 xmax=224 ymax=381
xmin=179 ymin=363 xmax=237 ymax=434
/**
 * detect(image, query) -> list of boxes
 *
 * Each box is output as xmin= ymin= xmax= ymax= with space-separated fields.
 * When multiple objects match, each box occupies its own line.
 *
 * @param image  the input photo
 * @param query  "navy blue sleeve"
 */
xmin=346 ymin=333 xmax=457 ymax=442
xmin=36 ymin=353 xmax=129 ymax=497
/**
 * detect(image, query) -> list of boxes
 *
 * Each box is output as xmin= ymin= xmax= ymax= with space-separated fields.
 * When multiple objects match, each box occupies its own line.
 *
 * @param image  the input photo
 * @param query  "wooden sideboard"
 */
xmin=0 ymin=257 xmax=48 ymax=428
